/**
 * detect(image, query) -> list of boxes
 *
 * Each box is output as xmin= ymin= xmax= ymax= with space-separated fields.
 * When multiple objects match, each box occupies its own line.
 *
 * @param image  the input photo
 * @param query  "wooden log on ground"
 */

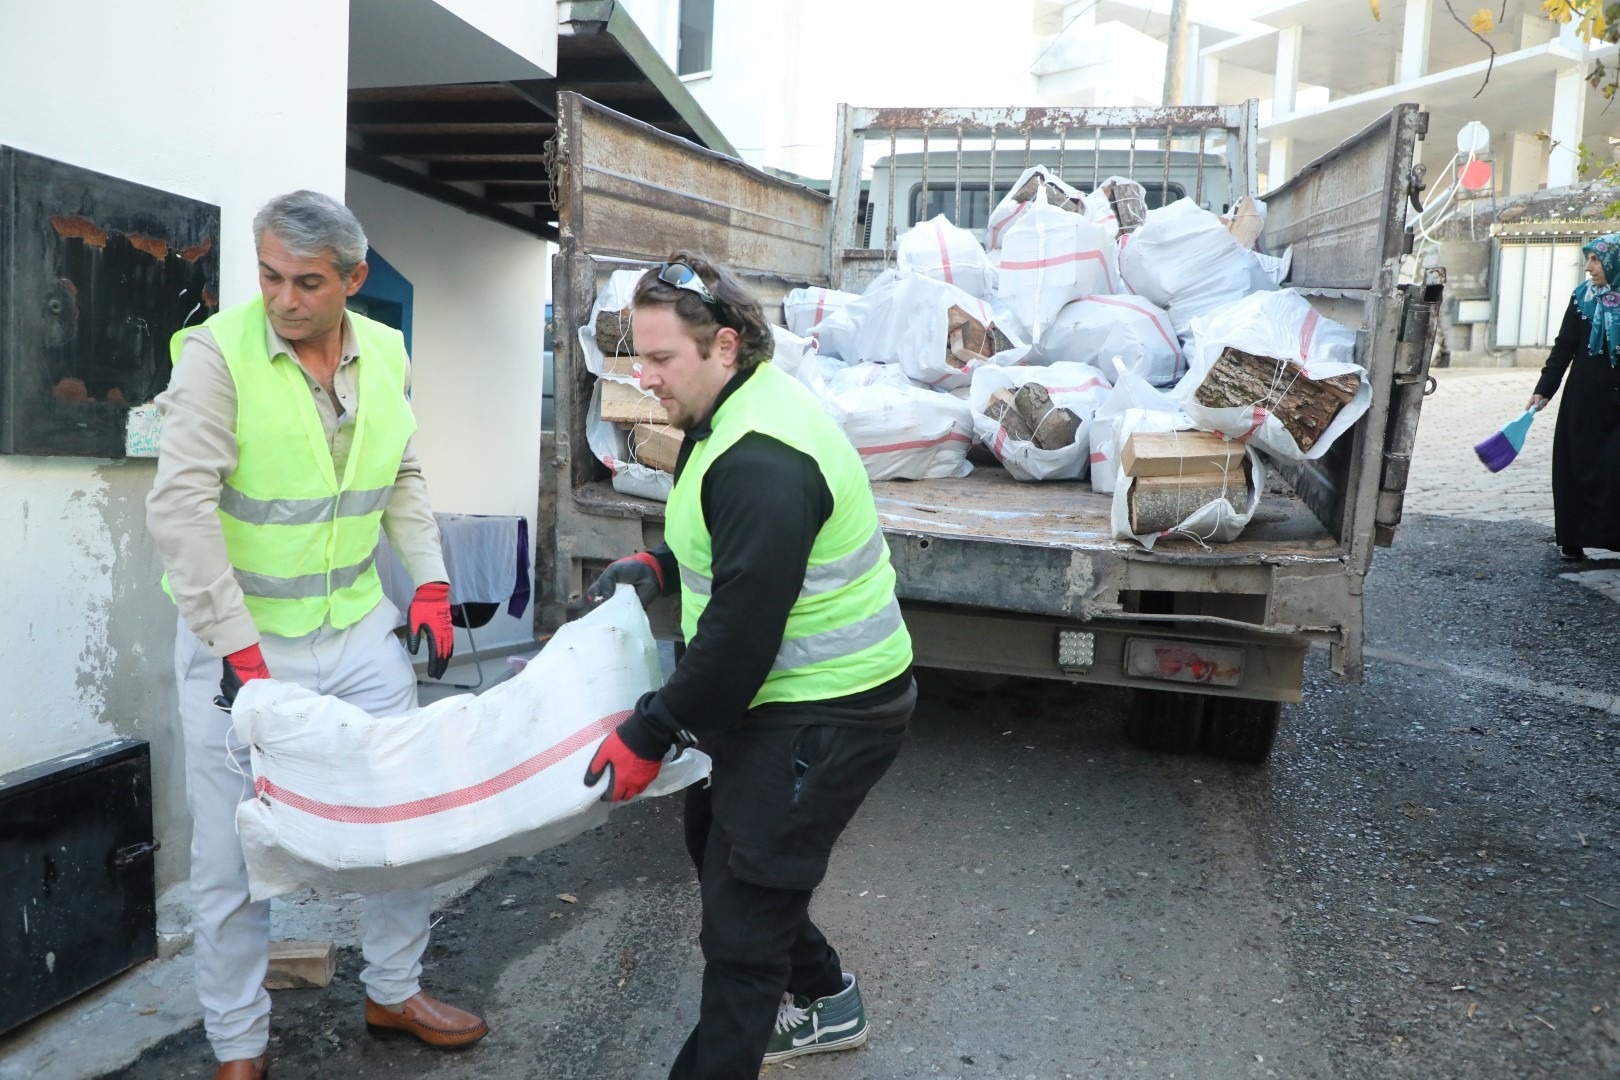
xmin=594 ymin=308 xmax=635 ymax=356
xmin=1128 ymin=470 xmax=1252 ymax=535
xmin=1192 ymin=346 xmax=1361 ymax=454
xmin=629 ymin=422 xmax=682 ymax=473
xmin=599 ymin=379 xmax=669 ymax=425
xmin=264 ymin=940 xmax=335 ymax=990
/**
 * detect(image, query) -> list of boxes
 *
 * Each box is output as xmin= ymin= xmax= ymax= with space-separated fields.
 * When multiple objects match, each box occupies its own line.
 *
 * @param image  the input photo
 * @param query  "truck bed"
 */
xmin=874 ymin=468 xmax=1339 ymax=561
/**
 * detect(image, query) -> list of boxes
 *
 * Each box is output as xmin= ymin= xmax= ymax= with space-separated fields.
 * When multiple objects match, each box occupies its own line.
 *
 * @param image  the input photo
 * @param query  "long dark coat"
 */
xmin=1534 ymin=295 xmax=1620 ymax=550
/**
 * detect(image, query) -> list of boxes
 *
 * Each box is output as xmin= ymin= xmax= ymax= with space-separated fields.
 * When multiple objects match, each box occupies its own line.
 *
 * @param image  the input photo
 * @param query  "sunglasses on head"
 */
xmin=656 ymin=261 xmax=717 ymax=306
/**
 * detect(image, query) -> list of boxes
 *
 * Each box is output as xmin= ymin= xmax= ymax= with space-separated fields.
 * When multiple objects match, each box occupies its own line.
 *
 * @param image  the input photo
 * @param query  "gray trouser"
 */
xmin=176 ymin=598 xmax=433 ymax=1062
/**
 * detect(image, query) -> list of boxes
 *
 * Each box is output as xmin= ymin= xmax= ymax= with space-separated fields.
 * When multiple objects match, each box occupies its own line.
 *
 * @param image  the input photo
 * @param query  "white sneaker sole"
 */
xmin=761 ymin=1024 xmax=869 ymax=1064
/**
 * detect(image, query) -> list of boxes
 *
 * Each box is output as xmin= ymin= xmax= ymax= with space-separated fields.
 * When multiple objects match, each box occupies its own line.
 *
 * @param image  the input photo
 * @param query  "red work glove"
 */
xmin=583 ymin=731 xmax=663 ymax=802
xmin=586 ymin=552 xmax=665 ymax=608
xmin=215 ymin=643 xmax=271 ymax=712
xmin=407 ymin=581 xmax=455 ymax=679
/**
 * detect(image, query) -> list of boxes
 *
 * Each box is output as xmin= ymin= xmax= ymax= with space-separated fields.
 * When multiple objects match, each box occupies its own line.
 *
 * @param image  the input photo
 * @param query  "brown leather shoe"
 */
xmin=364 ymin=991 xmax=488 ymax=1049
xmin=213 ymin=1054 xmax=269 ymax=1079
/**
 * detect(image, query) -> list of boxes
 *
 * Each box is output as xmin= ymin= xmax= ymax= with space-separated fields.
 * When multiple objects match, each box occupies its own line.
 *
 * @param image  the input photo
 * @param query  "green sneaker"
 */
xmin=762 ymin=972 xmax=868 ymax=1064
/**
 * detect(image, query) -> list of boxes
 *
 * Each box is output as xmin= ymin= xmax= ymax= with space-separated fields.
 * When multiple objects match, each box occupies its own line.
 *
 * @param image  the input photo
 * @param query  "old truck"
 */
xmin=541 ymin=93 xmax=1442 ymax=762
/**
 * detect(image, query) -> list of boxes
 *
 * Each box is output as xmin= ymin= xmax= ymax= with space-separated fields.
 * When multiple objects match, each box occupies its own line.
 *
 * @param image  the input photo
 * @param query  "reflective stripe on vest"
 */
xmin=233 ymin=553 xmax=377 ymax=600
xmin=772 ymin=596 xmax=904 ymax=671
xmin=164 ymin=297 xmax=415 ymax=637
xmin=679 ymin=527 xmax=887 ymax=600
xmin=218 ymin=485 xmax=393 ymax=527
xmin=665 ymin=362 xmax=911 ymax=706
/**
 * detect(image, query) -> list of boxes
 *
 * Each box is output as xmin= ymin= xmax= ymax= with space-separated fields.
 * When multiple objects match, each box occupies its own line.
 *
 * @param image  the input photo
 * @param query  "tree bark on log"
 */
xmin=1192 ymin=346 xmax=1361 ymax=453
xmin=594 ymin=309 xmax=635 ymax=356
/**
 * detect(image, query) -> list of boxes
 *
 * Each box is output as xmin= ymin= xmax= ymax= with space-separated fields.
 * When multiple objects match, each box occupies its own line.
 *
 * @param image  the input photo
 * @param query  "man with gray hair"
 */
xmin=148 ymin=190 xmax=485 ymax=1079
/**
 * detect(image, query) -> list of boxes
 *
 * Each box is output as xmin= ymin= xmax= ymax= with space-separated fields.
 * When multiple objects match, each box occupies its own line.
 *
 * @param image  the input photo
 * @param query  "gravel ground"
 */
xmin=107 ymin=514 xmax=1620 ymax=1079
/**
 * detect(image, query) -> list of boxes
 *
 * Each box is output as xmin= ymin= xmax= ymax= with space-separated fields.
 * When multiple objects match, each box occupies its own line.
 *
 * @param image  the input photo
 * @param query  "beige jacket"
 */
xmin=147 ymin=315 xmax=446 ymax=657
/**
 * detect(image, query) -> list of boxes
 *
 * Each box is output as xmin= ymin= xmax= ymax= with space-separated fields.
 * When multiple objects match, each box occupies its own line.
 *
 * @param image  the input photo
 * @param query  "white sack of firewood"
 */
xmin=993 ymin=202 xmax=1121 ymax=342
xmin=801 ymin=361 xmax=974 ymax=481
xmin=821 ymin=269 xmax=1026 ymax=391
xmin=784 ymin=286 xmax=860 ymax=341
xmin=968 ymin=361 xmax=1112 ymax=481
xmin=1039 ymin=294 xmax=1183 ymax=387
xmin=578 ymin=269 xmax=651 ymax=380
xmin=1176 ymin=289 xmax=1367 ymax=462
xmin=897 ymin=215 xmax=999 ymax=299
xmin=1117 ymin=197 xmax=1283 ymax=342
xmin=586 ymin=380 xmax=672 ymax=502
xmin=1088 ymin=365 xmax=1193 ymax=495
xmin=1110 ymin=420 xmax=1265 ymax=550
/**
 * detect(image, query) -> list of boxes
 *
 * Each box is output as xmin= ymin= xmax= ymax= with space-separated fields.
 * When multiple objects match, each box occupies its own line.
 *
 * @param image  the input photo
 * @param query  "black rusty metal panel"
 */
xmin=1258 ymin=105 xmax=1425 ymax=291
xmin=0 ymin=739 xmax=157 ymax=1035
xmin=555 ymin=93 xmax=830 ymax=282
xmin=0 ymin=147 xmax=220 ymax=457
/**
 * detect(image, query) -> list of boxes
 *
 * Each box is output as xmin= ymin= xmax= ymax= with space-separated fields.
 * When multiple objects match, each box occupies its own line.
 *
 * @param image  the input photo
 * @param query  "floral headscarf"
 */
xmin=1575 ymin=232 xmax=1620 ymax=367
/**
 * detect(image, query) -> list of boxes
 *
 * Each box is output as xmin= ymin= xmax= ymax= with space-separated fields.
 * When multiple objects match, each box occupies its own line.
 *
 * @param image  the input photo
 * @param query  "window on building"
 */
xmin=678 ymin=0 xmax=713 ymax=76
xmin=1494 ymin=239 xmax=1588 ymax=348
xmin=906 ymin=181 xmax=1185 ymax=229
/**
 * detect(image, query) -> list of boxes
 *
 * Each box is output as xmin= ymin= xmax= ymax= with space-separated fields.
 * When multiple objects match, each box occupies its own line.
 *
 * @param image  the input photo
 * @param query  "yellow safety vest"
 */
xmin=164 ymin=297 xmax=415 ymax=637
xmin=666 ymin=362 xmax=912 ymax=706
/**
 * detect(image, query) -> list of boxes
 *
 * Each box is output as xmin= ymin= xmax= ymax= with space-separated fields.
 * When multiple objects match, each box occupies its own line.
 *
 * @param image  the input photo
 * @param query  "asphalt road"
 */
xmin=110 ymin=513 xmax=1620 ymax=1079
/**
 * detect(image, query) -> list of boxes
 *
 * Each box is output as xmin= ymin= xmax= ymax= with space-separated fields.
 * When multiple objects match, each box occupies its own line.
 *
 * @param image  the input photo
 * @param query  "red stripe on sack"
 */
xmin=1236 ymin=404 xmax=1267 ymax=442
xmin=1084 ymin=295 xmax=1177 ymax=352
xmin=1298 ymin=309 xmax=1319 ymax=373
xmin=1090 ymin=451 xmax=1108 ymax=464
xmin=254 ymin=711 xmax=633 ymax=824
xmin=934 ymin=220 xmax=954 ymax=283
xmin=813 ymin=290 xmax=827 ymax=328
xmin=993 ymin=426 xmax=1009 ymax=456
xmin=995 ymin=249 xmax=1110 ymax=273
xmin=861 ymin=432 xmax=973 ymax=456
xmin=1041 ymin=379 xmax=1103 ymax=393
xmin=989 ymin=201 xmax=1028 ymax=249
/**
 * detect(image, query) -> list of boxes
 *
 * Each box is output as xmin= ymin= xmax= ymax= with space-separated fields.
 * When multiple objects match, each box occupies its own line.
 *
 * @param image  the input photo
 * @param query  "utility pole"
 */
xmin=1162 ymin=0 xmax=1190 ymax=105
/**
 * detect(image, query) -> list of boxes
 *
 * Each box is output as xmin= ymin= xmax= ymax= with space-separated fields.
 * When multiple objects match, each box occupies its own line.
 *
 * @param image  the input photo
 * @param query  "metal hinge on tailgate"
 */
xmin=1374 ymin=266 xmax=1446 ymax=546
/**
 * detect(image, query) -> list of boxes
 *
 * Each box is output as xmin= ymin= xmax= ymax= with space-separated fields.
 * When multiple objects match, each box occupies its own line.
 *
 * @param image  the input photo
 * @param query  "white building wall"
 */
xmin=345 ymin=172 xmax=550 ymax=656
xmin=0 ymin=0 xmax=351 ymax=891
xmin=623 ymin=0 xmax=1039 ymax=177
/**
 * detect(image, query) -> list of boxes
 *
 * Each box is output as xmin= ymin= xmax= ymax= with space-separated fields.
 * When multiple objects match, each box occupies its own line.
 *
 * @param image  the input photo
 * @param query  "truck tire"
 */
xmin=1201 ymin=697 xmax=1282 ymax=763
xmin=1123 ymin=688 xmax=1205 ymax=754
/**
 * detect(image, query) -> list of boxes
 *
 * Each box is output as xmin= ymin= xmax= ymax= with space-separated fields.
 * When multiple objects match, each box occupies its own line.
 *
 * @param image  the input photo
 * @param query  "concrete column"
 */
xmin=1267 ymin=137 xmax=1293 ymax=187
xmin=1272 ymin=24 xmax=1301 ymax=116
xmin=1400 ymin=0 xmax=1432 ymax=83
xmin=1180 ymin=24 xmax=1201 ymax=105
xmin=1548 ymin=58 xmax=1587 ymax=188
xmin=1200 ymin=54 xmax=1221 ymax=105
xmin=1501 ymin=131 xmax=1546 ymax=195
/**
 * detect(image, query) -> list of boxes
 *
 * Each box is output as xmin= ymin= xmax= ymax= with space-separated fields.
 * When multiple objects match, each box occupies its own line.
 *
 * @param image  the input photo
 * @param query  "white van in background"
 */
xmin=862 ymin=147 xmax=1233 ymax=250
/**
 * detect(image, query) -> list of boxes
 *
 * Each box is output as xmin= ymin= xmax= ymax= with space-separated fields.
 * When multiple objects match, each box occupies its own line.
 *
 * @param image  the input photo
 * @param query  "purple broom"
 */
xmin=1473 ymin=408 xmax=1536 ymax=473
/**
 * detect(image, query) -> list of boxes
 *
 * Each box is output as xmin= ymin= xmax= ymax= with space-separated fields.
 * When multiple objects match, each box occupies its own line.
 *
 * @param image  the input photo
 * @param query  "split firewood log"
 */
xmin=946 ymin=305 xmax=1015 ymax=368
xmin=1012 ymin=382 xmax=1080 ymax=451
xmin=594 ymin=308 xmax=635 ymax=356
xmin=1192 ymin=346 xmax=1361 ymax=454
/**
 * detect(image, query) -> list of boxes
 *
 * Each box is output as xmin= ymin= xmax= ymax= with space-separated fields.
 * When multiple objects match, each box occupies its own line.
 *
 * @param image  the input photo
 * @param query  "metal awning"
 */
xmin=345 ymin=0 xmax=734 ymax=242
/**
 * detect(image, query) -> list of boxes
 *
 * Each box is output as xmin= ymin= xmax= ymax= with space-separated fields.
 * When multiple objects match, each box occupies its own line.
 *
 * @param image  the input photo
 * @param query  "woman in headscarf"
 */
xmin=1527 ymin=233 xmax=1620 ymax=561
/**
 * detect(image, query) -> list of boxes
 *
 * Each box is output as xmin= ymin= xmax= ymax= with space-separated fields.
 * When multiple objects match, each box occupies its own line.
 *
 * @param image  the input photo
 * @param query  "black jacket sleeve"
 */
xmin=614 ymin=432 xmax=834 ymax=758
xmin=1534 ymin=297 xmax=1588 ymax=401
